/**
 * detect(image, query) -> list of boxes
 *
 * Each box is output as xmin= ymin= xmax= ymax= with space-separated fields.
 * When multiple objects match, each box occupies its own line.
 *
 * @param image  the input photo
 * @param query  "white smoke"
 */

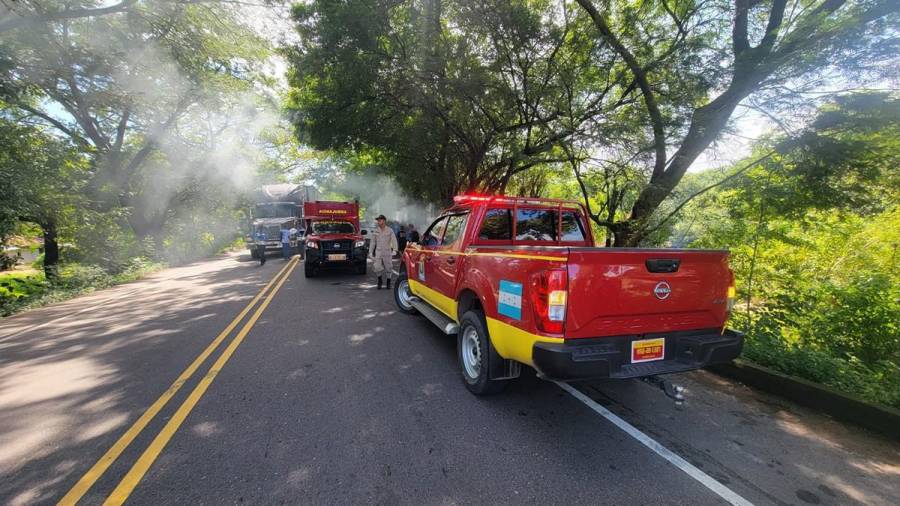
xmin=331 ymin=174 xmax=437 ymax=231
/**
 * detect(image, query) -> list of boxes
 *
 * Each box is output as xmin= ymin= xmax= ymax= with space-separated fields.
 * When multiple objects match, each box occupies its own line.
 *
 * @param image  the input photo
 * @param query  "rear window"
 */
xmin=560 ymin=211 xmax=586 ymax=241
xmin=516 ymin=208 xmax=557 ymax=241
xmin=478 ymin=209 xmax=511 ymax=240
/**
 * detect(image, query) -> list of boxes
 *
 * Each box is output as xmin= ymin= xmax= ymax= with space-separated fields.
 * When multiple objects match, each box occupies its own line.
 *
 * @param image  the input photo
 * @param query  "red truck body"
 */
xmin=395 ymin=195 xmax=742 ymax=392
xmin=303 ymin=201 xmax=361 ymax=231
xmin=302 ymin=201 xmax=368 ymax=277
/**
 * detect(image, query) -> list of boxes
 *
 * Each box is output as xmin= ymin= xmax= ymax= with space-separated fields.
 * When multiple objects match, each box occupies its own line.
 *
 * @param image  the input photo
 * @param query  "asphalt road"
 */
xmin=1 ymin=252 xmax=898 ymax=505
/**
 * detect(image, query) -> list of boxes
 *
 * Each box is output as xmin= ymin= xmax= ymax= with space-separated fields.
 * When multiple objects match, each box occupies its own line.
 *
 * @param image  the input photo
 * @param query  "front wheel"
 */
xmin=458 ymin=310 xmax=508 ymax=395
xmin=304 ymin=263 xmax=316 ymax=278
xmin=393 ymin=272 xmax=418 ymax=315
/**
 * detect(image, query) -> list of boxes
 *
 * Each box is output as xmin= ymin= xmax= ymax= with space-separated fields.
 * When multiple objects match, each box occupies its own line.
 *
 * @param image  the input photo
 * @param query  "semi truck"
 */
xmin=303 ymin=201 xmax=369 ymax=277
xmin=247 ymin=184 xmax=319 ymax=259
xmin=395 ymin=195 xmax=742 ymax=396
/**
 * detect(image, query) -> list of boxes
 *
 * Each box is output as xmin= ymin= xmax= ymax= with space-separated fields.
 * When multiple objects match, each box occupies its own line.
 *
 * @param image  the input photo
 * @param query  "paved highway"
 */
xmin=1 ymin=253 xmax=897 ymax=505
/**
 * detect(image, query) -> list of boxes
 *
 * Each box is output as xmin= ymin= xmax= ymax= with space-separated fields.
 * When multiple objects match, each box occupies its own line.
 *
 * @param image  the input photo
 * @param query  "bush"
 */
xmin=0 ymin=258 xmax=163 ymax=316
xmin=732 ymin=271 xmax=900 ymax=409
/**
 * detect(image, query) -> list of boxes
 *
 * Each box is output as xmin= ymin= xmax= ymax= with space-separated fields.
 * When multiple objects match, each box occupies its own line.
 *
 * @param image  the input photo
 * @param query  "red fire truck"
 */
xmin=395 ymin=195 xmax=742 ymax=395
xmin=303 ymin=201 xmax=368 ymax=278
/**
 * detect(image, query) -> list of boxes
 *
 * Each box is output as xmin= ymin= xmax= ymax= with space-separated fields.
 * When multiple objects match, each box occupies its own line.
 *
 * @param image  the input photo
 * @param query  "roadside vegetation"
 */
xmin=0 ymin=258 xmax=163 ymax=317
xmin=1 ymin=1 xmax=300 ymax=314
xmin=673 ymin=95 xmax=900 ymax=408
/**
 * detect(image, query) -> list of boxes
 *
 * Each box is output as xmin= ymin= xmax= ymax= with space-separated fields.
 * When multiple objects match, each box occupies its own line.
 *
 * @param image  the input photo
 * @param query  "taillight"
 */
xmin=726 ymin=285 xmax=736 ymax=312
xmin=530 ymin=268 xmax=567 ymax=334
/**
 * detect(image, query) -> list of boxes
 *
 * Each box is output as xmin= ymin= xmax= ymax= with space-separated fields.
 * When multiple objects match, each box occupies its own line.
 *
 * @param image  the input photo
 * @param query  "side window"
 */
xmin=422 ymin=217 xmax=448 ymax=247
xmin=442 ymin=213 xmax=469 ymax=249
xmin=560 ymin=211 xmax=586 ymax=241
xmin=515 ymin=208 xmax=557 ymax=241
xmin=478 ymin=208 xmax=511 ymax=240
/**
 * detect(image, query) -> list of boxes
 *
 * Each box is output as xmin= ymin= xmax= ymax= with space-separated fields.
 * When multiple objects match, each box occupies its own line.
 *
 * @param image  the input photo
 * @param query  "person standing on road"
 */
xmin=369 ymin=214 xmax=398 ymax=290
xmin=280 ymin=225 xmax=292 ymax=261
xmin=255 ymin=226 xmax=268 ymax=266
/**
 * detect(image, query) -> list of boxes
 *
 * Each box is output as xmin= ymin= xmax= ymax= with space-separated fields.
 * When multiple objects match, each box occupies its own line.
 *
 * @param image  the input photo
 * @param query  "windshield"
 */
xmin=254 ymin=203 xmax=297 ymax=219
xmin=312 ymin=221 xmax=356 ymax=234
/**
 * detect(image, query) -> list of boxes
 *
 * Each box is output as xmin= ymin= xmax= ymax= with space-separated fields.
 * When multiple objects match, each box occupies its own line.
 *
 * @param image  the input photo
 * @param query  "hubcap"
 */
xmin=461 ymin=325 xmax=482 ymax=379
xmin=397 ymin=279 xmax=413 ymax=310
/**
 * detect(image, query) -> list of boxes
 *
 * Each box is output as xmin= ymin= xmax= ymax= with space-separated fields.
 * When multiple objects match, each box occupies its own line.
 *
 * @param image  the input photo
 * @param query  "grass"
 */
xmin=0 ymin=258 xmax=165 ymax=317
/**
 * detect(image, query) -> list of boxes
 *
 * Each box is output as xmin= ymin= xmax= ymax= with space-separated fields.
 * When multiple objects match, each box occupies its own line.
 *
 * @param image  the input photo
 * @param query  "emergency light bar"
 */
xmin=452 ymin=194 xmax=583 ymax=208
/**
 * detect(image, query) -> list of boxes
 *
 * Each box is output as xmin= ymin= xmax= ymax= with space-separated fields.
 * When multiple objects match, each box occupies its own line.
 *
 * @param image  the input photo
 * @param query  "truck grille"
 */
xmin=323 ymin=240 xmax=352 ymax=251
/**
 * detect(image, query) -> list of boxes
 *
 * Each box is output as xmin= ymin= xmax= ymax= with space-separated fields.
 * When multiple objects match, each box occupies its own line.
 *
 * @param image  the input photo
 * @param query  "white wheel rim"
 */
xmin=397 ymin=280 xmax=413 ymax=310
xmin=461 ymin=325 xmax=482 ymax=379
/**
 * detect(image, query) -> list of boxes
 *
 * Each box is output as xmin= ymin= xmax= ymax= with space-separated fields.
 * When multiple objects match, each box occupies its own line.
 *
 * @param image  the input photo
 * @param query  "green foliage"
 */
xmin=287 ymin=0 xmax=600 ymax=203
xmin=0 ymin=118 xmax=85 ymax=237
xmin=0 ymin=259 xmax=164 ymax=316
xmin=676 ymin=93 xmax=900 ymax=408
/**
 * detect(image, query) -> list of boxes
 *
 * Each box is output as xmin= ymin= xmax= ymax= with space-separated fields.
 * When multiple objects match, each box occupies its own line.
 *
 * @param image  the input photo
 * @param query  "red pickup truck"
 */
xmin=303 ymin=201 xmax=368 ymax=277
xmin=394 ymin=195 xmax=742 ymax=395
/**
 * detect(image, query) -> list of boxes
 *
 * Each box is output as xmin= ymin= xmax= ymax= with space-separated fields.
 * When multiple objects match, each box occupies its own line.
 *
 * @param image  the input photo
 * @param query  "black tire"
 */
xmin=250 ymin=248 xmax=259 ymax=260
xmin=354 ymin=261 xmax=367 ymax=275
xmin=304 ymin=263 xmax=316 ymax=278
xmin=458 ymin=310 xmax=508 ymax=395
xmin=393 ymin=271 xmax=418 ymax=315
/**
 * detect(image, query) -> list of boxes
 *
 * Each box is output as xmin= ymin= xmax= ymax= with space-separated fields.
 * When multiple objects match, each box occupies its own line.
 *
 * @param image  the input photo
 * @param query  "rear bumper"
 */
xmin=532 ymin=328 xmax=743 ymax=380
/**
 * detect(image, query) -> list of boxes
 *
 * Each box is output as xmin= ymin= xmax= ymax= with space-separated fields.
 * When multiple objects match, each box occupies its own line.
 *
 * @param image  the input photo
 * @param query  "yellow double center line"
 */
xmin=60 ymin=257 xmax=299 ymax=505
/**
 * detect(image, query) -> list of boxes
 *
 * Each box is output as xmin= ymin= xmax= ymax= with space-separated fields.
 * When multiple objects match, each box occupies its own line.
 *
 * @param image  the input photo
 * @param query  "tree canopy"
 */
xmin=288 ymin=0 xmax=899 ymax=245
xmin=1 ymin=0 xmax=297 ymax=269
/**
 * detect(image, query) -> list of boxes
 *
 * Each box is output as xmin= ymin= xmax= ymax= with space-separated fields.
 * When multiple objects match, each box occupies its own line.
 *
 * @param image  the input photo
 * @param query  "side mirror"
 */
xmin=361 ymin=229 xmax=368 ymax=235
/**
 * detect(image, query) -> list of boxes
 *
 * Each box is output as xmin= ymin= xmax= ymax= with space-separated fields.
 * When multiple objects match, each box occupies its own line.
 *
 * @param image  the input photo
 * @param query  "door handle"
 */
xmin=446 ymin=256 xmax=456 ymax=265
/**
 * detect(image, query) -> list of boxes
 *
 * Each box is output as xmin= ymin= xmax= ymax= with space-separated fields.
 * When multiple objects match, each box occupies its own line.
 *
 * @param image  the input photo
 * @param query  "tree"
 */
xmin=287 ymin=0 xmax=606 ymax=204
xmin=573 ymin=0 xmax=899 ymax=245
xmin=670 ymin=93 xmax=900 ymax=408
xmin=1 ymin=0 xmax=271 ymax=248
xmin=0 ymin=117 xmax=85 ymax=279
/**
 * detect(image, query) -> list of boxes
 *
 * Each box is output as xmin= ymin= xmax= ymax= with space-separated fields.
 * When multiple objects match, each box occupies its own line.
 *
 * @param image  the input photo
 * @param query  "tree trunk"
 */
xmin=41 ymin=219 xmax=60 ymax=281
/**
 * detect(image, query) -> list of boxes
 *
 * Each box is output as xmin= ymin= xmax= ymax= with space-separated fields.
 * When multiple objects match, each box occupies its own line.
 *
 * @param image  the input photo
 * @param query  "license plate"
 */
xmin=631 ymin=338 xmax=665 ymax=363
xmin=327 ymin=254 xmax=347 ymax=261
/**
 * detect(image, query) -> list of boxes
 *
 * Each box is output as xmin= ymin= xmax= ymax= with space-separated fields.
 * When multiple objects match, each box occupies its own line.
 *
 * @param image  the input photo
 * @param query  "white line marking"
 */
xmin=554 ymin=380 xmax=753 ymax=506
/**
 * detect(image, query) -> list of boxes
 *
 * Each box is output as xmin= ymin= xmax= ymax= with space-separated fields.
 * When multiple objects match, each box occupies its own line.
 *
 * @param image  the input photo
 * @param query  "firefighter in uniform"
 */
xmin=369 ymin=214 xmax=398 ymax=289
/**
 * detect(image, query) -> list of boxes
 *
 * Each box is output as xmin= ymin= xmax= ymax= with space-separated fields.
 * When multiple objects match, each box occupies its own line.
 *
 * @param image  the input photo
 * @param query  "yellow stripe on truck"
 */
xmin=408 ymin=278 xmax=564 ymax=366
xmin=408 ymin=279 xmax=458 ymax=322
xmin=486 ymin=317 xmax=563 ymax=366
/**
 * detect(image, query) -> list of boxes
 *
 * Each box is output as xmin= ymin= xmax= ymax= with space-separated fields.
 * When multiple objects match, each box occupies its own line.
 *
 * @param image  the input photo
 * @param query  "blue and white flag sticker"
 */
xmin=498 ymin=280 xmax=523 ymax=320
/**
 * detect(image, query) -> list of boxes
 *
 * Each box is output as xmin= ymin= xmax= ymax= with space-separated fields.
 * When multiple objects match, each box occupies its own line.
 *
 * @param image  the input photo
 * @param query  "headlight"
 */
xmin=306 ymin=241 xmax=318 ymax=249
xmin=354 ymin=240 xmax=366 ymax=248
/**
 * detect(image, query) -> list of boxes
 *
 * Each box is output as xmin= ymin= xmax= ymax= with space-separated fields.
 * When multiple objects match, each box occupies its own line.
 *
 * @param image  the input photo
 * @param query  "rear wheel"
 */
xmin=393 ymin=271 xmax=418 ymax=315
xmin=458 ymin=310 xmax=508 ymax=395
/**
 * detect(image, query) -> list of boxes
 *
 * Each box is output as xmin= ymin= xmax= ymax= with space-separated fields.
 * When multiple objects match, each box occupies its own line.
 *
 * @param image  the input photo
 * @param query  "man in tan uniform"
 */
xmin=369 ymin=214 xmax=398 ymax=289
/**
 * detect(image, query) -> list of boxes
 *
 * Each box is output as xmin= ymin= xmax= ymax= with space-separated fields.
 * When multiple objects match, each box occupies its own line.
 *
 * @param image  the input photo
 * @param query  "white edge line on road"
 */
xmin=554 ymin=380 xmax=754 ymax=506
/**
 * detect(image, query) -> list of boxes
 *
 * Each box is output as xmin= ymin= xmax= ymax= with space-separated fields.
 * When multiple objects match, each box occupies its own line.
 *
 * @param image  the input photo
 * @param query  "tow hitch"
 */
xmin=642 ymin=375 xmax=686 ymax=408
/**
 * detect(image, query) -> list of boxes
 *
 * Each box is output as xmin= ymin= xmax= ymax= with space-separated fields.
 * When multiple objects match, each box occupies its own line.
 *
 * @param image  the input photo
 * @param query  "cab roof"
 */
xmin=448 ymin=194 xmax=585 ymax=212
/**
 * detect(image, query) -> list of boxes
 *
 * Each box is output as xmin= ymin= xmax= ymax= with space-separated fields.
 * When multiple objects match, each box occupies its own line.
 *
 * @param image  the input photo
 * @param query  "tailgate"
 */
xmin=564 ymin=249 xmax=731 ymax=339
